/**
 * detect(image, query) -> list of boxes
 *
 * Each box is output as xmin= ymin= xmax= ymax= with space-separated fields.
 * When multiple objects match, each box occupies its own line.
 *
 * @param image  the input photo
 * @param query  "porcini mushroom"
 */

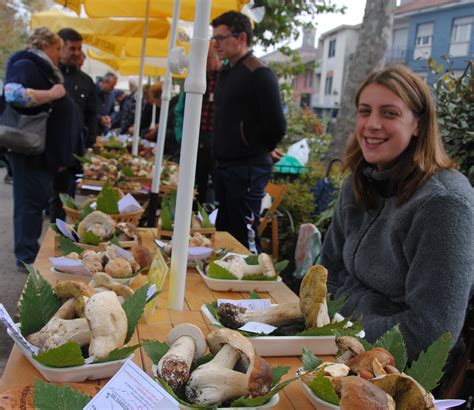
xmin=299 ymin=265 xmax=330 ymax=328
xmin=116 ymin=222 xmax=141 ymax=243
xmin=335 ymin=336 xmax=366 ymax=364
xmin=185 ymin=328 xmax=272 ymax=405
xmin=77 ymin=211 xmax=116 ymax=241
xmin=104 ymin=258 xmax=133 ymax=278
xmin=212 ymin=253 xmax=276 ymax=280
xmin=157 ymin=324 xmax=207 ymax=392
xmin=346 ymin=348 xmax=396 ymax=379
xmin=88 ymin=272 xmax=134 ymax=299
xmin=85 ymin=291 xmax=127 ymax=359
xmin=217 ymin=302 xmax=303 ymax=329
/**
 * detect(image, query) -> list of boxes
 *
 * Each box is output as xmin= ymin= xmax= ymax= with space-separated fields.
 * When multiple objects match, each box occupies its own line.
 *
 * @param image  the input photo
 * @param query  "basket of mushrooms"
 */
xmin=8 ymin=268 xmax=153 ymax=382
xmin=299 ymin=329 xmax=452 ymax=410
xmin=144 ymin=324 xmax=294 ymax=409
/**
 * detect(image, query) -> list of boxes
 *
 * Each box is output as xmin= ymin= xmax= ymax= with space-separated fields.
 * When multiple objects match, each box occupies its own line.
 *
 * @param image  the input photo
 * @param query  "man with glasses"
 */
xmin=211 ymin=11 xmax=286 ymax=253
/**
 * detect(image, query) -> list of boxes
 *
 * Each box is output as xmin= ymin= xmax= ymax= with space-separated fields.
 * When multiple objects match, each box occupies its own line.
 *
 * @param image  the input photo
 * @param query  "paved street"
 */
xmin=0 ymin=167 xmax=48 ymax=376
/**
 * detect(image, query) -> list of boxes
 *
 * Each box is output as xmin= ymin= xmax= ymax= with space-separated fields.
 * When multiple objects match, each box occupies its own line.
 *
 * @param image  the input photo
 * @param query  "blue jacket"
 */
xmin=5 ymin=50 xmax=82 ymax=170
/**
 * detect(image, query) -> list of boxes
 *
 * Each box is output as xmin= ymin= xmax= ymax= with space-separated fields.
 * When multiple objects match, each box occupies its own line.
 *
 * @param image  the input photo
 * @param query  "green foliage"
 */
xmin=59 ymin=194 xmax=78 ymax=210
xmin=95 ymin=182 xmax=120 ymax=214
xmin=373 ymin=325 xmax=408 ymax=371
xmin=308 ymin=371 xmax=340 ymax=406
xmin=271 ymin=365 xmax=291 ymax=385
xmin=327 ymin=295 xmax=346 ymax=320
xmin=198 ymin=204 xmax=213 ymax=228
xmin=122 ymin=165 xmax=134 ymax=177
xmin=95 ymin=344 xmax=141 ymax=363
xmin=405 ymin=331 xmax=452 ymax=392
xmin=81 ymin=231 xmax=102 ymax=246
xmin=122 ymin=283 xmax=151 ymax=343
xmin=33 ymin=342 xmax=85 ymax=368
xmin=143 ymin=339 xmax=169 ymax=364
xmin=296 ymin=318 xmax=363 ymax=337
xmin=429 ymin=57 xmax=474 ymax=183
xmin=76 ymin=204 xmax=94 ymax=224
xmin=58 ymin=236 xmax=84 ymax=255
xmin=19 ymin=267 xmax=62 ymax=337
xmin=302 ymin=346 xmax=322 ymax=371
xmin=34 ymin=379 xmax=91 ymax=410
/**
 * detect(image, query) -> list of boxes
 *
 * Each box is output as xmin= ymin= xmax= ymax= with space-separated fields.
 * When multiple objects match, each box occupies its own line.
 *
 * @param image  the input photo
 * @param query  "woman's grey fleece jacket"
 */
xmin=321 ymin=169 xmax=474 ymax=360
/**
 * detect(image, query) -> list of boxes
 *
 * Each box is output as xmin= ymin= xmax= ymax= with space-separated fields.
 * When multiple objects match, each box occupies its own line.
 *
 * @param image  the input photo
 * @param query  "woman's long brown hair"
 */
xmin=344 ymin=64 xmax=455 ymax=208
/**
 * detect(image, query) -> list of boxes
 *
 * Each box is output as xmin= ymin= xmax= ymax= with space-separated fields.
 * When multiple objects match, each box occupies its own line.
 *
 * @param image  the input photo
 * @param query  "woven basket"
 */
xmin=63 ymin=206 xmax=144 ymax=226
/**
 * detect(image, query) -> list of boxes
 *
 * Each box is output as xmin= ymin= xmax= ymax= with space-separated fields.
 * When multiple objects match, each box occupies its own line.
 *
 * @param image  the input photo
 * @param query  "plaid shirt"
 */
xmin=200 ymin=73 xmax=216 ymax=133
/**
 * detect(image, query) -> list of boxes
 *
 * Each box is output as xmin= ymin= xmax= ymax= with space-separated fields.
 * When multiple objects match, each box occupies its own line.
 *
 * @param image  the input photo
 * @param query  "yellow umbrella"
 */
xmin=87 ymin=49 xmax=186 ymax=78
xmin=31 ymin=9 xmax=190 ymax=58
xmin=30 ymin=8 xmax=169 ymax=38
xmin=54 ymin=0 xmax=248 ymax=20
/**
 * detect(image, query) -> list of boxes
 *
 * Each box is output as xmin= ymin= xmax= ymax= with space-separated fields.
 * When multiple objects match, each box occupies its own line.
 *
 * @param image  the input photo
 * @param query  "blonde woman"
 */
xmin=321 ymin=65 xmax=473 ymax=365
xmin=3 ymin=27 xmax=82 ymax=269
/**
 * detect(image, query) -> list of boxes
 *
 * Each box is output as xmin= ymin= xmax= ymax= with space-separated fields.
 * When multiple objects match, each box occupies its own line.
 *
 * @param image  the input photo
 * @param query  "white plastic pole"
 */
xmin=150 ymin=103 xmax=156 ymax=128
xmin=131 ymin=0 xmax=150 ymax=156
xmin=168 ymin=0 xmax=211 ymax=310
xmin=150 ymin=1 xmax=181 ymax=193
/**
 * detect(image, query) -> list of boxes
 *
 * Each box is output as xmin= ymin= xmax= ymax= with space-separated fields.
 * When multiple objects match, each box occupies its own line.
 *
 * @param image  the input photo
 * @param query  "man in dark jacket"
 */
xmin=96 ymin=72 xmax=117 ymax=135
xmin=211 ymin=11 xmax=286 ymax=252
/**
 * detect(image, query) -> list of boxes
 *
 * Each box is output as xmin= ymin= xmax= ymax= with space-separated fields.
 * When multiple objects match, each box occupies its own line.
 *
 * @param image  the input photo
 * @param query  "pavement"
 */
xmin=0 ymin=167 xmax=49 ymax=377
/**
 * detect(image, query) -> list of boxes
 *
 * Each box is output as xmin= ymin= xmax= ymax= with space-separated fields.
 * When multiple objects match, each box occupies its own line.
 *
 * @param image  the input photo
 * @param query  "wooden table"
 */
xmin=0 ymin=229 xmax=327 ymax=409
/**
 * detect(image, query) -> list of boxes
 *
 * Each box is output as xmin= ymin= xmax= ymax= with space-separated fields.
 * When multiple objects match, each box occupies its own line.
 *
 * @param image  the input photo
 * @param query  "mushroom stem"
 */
xmin=218 ymin=302 xmax=303 ymax=329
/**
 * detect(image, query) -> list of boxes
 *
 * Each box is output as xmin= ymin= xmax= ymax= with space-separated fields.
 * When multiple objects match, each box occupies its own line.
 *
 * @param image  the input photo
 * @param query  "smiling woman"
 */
xmin=320 ymin=64 xmax=474 ymax=393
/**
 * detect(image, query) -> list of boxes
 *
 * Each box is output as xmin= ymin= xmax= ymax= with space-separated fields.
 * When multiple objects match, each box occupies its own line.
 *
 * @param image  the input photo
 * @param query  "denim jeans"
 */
xmin=6 ymin=152 xmax=53 ymax=266
xmin=215 ymin=164 xmax=271 ymax=253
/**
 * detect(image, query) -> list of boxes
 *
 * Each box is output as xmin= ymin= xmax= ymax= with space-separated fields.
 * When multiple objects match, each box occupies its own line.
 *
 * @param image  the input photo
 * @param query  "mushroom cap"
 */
xmin=347 ymin=348 xmax=396 ymax=375
xmin=117 ymin=222 xmax=141 ymax=242
xmin=166 ymin=324 xmax=207 ymax=361
xmin=299 ymin=264 xmax=329 ymax=328
xmin=336 ymin=336 xmax=366 ymax=355
xmin=54 ymin=280 xmax=95 ymax=299
xmin=257 ymin=253 xmax=276 ymax=277
xmin=77 ymin=211 xmax=116 ymax=241
xmin=104 ymin=258 xmax=133 ymax=278
xmin=132 ymin=245 xmax=152 ymax=270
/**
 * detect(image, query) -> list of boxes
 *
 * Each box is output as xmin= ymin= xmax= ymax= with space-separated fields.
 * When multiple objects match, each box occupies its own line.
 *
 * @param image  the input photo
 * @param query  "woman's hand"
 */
xmin=49 ymin=84 xmax=66 ymax=101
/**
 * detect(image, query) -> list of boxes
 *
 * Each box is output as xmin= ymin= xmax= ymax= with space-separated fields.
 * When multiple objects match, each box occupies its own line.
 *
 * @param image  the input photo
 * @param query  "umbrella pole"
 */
xmin=146 ymin=0 xmax=182 ymax=227
xmin=168 ymin=0 xmax=211 ymax=311
xmin=131 ymin=0 xmax=151 ymax=157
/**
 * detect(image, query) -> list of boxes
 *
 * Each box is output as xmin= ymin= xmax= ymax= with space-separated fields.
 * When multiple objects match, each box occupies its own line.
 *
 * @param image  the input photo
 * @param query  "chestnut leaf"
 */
xmin=34 ymin=379 xmax=90 ymax=410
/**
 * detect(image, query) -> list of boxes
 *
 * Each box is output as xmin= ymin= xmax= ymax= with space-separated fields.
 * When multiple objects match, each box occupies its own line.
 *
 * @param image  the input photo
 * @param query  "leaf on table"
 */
xmin=302 ymin=346 xmax=323 ymax=371
xmin=240 ymin=273 xmax=278 ymax=281
xmin=122 ymin=283 xmax=151 ymax=343
xmin=297 ymin=318 xmax=363 ymax=337
xmin=308 ymin=372 xmax=340 ymax=406
xmin=206 ymin=262 xmax=238 ymax=280
xmin=33 ymin=342 xmax=85 ymax=368
xmin=274 ymin=259 xmax=289 ymax=273
xmin=122 ymin=166 xmax=134 ymax=177
xmin=96 ymin=182 xmax=120 ymax=214
xmin=82 ymin=231 xmax=102 ymax=246
xmin=327 ymin=295 xmax=347 ymax=320
xmin=59 ymin=193 xmax=79 ymax=210
xmin=58 ymin=236 xmax=84 ymax=256
xmin=373 ymin=324 xmax=407 ymax=371
xmin=19 ymin=267 xmax=62 ymax=337
xmin=142 ymin=340 xmax=169 ymax=364
xmin=110 ymin=234 xmax=121 ymax=247
xmin=271 ymin=365 xmax=290 ymax=385
xmin=95 ymin=344 xmax=140 ymax=363
xmin=244 ymin=255 xmax=259 ymax=265
xmin=76 ymin=204 xmax=94 ymax=224
xmin=197 ymin=204 xmax=213 ymax=228
xmin=405 ymin=331 xmax=451 ymax=391
xmin=34 ymin=379 xmax=91 ymax=410
xmin=248 ymin=291 xmax=261 ymax=299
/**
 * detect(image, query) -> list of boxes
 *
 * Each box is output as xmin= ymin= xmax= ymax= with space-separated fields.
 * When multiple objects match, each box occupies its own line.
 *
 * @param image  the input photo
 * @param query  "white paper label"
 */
xmin=239 ymin=321 xmax=277 ymax=335
xmin=55 ymin=219 xmax=75 ymax=241
xmin=118 ymin=193 xmax=142 ymax=214
xmin=154 ymin=239 xmax=168 ymax=249
xmin=146 ymin=284 xmax=157 ymax=302
xmin=209 ymin=208 xmax=218 ymax=225
xmin=111 ymin=244 xmax=133 ymax=261
xmin=84 ymin=359 xmax=179 ymax=410
xmin=0 ymin=304 xmax=39 ymax=355
xmin=81 ymin=184 xmax=103 ymax=191
xmin=217 ymin=299 xmax=272 ymax=311
xmin=49 ymin=257 xmax=92 ymax=277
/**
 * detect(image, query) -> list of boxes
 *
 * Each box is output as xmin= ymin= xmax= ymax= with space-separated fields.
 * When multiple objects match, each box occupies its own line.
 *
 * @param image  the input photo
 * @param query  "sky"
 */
xmin=254 ymin=0 xmax=367 ymax=56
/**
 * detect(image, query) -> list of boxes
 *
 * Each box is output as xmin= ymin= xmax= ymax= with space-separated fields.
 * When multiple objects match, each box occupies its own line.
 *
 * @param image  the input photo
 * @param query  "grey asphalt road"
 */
xmin=0 ymin=167 xmax=49 ymax=377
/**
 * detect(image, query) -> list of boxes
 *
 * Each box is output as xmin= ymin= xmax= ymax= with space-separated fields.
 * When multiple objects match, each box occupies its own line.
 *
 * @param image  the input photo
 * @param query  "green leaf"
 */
xmin=248 ymin=291 xmax=261 ymax=299
xmin=96 ymin=182 xmax=120 ymax=214
xmin=198 ymin=204 xmax=213 ymax=228
xmin=76 ymin=204 xmax=94 ymax=224
xmin=206 ymin=262 xmax=239 ymax=279
xmin=59 ymin=193 xmax=79 ymax=210
xmin=122 ymin=283 xmax=151 ymax=343
xmin=122 ymin=166 xmax=134 ymax=177
xmin=327 ymin=295 xmax=346 ymax=319
xmin=302 ymin=347 xmax=322 ymax=371
xmin=34 ymin=379 xmax=91 ymax=410
xmin=244 ymin=255 xmax=259 ymax=265
xmin=160 ymin=194 xmax=174 ymax=231
xmin=271 ymin=365 xmax=290 ymax=385
xmin=95 ymin=344 xmax=140 ymax=363
xmin=110 ymin=234 xmax=121 ymax=247
xmin=195 ymin=353 xmax=213 ymax=368
xmin=373 ymin=325 xmax=407 ymax=371
xmin=82 ymin=231 xmax=102 ymax=246
xmin=156 ymin=377 xmax=203 ymax=409
xmin=49 ymin=223 xmax=61 ymax=235
xmin=297 ymin=318 xmax=363 ymax=336
xmin=33 ymin=342 xmax=85 ymax=368
xmin=143 ymin=339 xmax=169 ymax=364
xmin=73 ymin=154 xmax=91 ymax=165
xmin=308 ymin=372 xmax=340 ymax=406
xmin=58 ymin=236 xmax=84 ymax=255
xmin=405 ymin=332 xmax=451 ymax=391
xmin=19 ymin=267 xmax=62 ymax=337
xmin=274 ymin=259 xmax=289 ymax=273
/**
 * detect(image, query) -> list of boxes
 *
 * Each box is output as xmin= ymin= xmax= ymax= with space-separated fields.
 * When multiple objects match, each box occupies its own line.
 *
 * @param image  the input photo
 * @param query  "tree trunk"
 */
xmin=328 ymin=0 xmax=397 ymax=161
